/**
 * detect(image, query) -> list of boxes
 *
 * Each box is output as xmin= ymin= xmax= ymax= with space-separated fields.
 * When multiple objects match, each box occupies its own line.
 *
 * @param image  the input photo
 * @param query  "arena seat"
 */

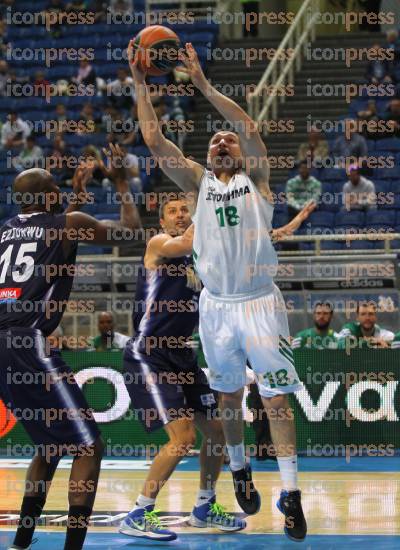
xmin=334 ymin=210 xmax=365 ymax=227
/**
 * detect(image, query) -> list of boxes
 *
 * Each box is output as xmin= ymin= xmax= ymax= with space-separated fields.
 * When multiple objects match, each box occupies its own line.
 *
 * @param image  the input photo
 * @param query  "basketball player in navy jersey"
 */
xmin=120 ymin=195 xmax=246 ymax=540
xmin=1 ymin=144 xmax=141 ymax=550
xmin=128 ymin=41 xmax=311 ymax=541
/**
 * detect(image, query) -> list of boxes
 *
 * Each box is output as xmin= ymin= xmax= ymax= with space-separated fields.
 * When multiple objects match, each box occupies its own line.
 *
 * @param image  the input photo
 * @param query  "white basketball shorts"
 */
xmin=199 ymin=284 xmax=303 ymax=398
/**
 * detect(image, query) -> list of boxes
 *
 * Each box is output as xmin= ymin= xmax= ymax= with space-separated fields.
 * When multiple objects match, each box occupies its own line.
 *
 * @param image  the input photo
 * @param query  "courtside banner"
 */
xmin=0 ymin=350 xmax=398 ymax=455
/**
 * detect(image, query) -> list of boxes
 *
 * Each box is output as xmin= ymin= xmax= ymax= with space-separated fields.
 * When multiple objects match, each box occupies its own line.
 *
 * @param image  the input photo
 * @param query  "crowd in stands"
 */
xmin=0 ymin=0 xmax=217 ymax=239
xmin=279 ymin=27 xmax=400 ymax=251
xmin=292 ymin=301 xmax=400 ymax=350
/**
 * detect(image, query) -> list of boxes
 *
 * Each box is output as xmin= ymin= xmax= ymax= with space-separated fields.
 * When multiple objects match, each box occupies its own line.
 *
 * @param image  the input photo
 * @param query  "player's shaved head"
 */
xmin=13 ymin=168 xmax=62 ymax=213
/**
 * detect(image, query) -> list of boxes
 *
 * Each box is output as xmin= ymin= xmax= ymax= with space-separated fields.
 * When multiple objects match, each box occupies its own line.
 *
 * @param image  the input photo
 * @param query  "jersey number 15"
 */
xmin=0 ymin=242 xmax=37 ymax=283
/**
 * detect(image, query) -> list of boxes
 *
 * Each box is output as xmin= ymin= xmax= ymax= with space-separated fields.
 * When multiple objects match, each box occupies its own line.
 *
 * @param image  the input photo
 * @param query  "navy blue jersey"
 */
xmin=133 ymin=255 xmax=200 ymax=339
xmin=0 ymin=212 xmax=77 ymax=336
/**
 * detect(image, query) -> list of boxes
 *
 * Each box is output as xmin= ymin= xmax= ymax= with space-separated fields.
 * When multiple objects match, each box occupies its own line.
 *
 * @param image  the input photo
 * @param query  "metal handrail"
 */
xmin=247 ymin=0 xmax=321 ymax=132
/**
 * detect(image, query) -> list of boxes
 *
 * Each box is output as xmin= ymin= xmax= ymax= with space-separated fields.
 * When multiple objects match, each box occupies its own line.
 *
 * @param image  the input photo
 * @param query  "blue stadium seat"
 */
xmin=376 ymin=167 xmax=400 ymax=179
xmin=375 ymin=138 xmax=400 ymax=152
xmin=334 ymin=210 xmax=365 ymax=227
xmin=320 ymin=168 xmax=347 ymax=181
xmin=374 ymin=180 xmax=392 ymax=194
xmin=345 ymin=240 xmax=375 ymax=250
xmin=320 ymin=240 xmax=345 ymax=250
xmin=77 ymin=244 xmax=113 ymax=255
xmin=366 ymin=209 xmax=396 ymax=226
xmin=366 ymin=140 xmax=376 ymax=152
xmin=308 ymin=211 xmax=335 ymax=227
xmin=272 ymin=212 xmax=288 ymax=228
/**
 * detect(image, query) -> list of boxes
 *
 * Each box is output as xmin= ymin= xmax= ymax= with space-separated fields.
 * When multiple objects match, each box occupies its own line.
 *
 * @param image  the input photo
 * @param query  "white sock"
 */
xmin=195 ymin=488 xmax=215 ymax=507
xmin=131 ymin=494 xmax=156 ymax=511
xmin=277 ymin=455 xmax=298 ymax=491
xmin=226 ymin=442 xmax=246 ymax=471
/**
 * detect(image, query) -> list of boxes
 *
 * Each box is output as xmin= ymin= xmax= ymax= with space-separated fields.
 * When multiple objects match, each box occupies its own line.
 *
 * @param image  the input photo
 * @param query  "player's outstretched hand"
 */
xmin=178 ymin=43 xmax=207 ymax=90
xmin=66 ymin=161 xmax=94 ymax=212
xmin=271 ymin=200 xmax=317 ymax=242
xmin=127 ymin=39 xmax=146 ymax=85
xmin=99 ymin=143 xmax=128 ymax=188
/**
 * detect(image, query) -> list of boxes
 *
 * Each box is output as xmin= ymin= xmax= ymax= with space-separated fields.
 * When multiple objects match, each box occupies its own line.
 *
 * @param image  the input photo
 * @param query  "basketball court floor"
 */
xmin=0 ymin=456 xmax=399 ymax=549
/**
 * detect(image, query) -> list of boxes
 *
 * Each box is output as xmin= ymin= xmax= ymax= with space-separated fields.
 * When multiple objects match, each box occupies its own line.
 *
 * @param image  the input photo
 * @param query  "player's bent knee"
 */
xmin=169 ymin=427 xmax=196 ymax=455
xmin=220 ymin=388 xmax=243 ymax=404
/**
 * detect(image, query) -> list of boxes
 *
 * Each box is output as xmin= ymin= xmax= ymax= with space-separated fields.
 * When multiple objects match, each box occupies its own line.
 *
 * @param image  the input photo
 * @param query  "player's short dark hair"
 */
xmin=159 ymin=193 xmax=186 ymax=219
xmin=314 ymin=301 xmax=334 ymax=313
xmin=356 ymin=300 xmax=377 ymax=313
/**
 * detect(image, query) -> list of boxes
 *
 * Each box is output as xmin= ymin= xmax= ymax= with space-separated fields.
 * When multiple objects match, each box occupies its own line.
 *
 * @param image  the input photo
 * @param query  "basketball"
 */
xmin=132 ymin=25 xmax=181 ymax=76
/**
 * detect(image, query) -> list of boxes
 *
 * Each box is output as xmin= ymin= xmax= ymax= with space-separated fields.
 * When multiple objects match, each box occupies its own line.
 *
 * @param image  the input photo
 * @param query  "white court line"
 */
xmin=0 ymin=458 xmax=187 ymax=470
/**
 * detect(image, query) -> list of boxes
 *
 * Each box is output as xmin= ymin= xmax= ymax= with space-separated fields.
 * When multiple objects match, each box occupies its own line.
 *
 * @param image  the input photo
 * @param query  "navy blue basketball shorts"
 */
xmin=123 ymin=337 xmax=219 ymax=432
xmin=0 ymin=328 xmax=100 ymax=459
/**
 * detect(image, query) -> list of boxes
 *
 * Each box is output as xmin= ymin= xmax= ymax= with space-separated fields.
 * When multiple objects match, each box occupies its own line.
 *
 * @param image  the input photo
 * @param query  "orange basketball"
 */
xmin=132 ymin=25 xmax=181 ymax=76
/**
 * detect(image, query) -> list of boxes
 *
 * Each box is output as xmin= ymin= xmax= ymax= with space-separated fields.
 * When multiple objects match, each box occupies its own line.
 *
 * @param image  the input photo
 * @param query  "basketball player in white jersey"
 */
xmin=128 ymin=41 xmax=307 ymax=541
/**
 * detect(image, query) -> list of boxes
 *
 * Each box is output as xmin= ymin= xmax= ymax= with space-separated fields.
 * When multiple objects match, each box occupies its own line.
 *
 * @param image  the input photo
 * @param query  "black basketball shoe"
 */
xmin=276 ymin=489 xmax=307 ymax=541
xmin=231 ymin=463 xmax=261 ymax=515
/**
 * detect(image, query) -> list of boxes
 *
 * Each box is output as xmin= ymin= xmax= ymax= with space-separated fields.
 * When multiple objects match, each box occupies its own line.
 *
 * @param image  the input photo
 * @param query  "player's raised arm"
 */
xmin=179 ymin=43 xmax=270 ymax=195
xmin=127 ymin=40 xmax=203 ymax=193
xmin=146 ymin=224 xmax=194 ymax=268
xmin=65 ymin=144 xmax=141 ymax=247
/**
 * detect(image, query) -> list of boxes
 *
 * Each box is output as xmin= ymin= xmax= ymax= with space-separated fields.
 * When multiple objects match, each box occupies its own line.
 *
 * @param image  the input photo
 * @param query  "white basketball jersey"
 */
xmin=192 ymin=170 xmax=278 ymax=298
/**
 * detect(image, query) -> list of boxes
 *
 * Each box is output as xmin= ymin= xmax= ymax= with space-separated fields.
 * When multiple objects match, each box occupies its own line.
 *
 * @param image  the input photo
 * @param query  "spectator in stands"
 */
xmin=382 ymin=98 xmax=400 ymax=137
xmin=0 ymin=60 xmax=10 ymax=96
xmin=42 ymin=0 xmax=65 ymax=37
xmin=385 ymin=28 xmax=400 ymax=62
xmin=13 ymin=135 xmax=44 ymax=172
xmin=337 ymin=301 xmax=394 ymax=349
xmin=101 ymin=145 xmax=142 ymax=195
xmin=292 ymin=302 xmax=338 ymax=350
xmin=0 ymin=17 xmax=9 ymax=54
xmin=55 ymin=103 xmax=67 ymax=124
xmin=332 ymin=121 xmax=368 ymax=163
xmin=89 ymin=312 xmax=129 ymax=351
xmin=66 ymin=0 xmax=88 ymax=13
xmin=240 ymin=0 xmax=259 ymax=37
xmin=358 ymin=0 xmax=381 ymax=31
xmin=285 ymin=160 xmax=322 ymax=220
xmin=296 ymin=127 xmax=329 ymax=166
xmin=79 ymin=102 xmax=101 ymax=131
xmin=365 ymin=43 xmax=393 ymax=83
xmin=106 ymin=68 xmax=135 ymax=111
xmin=391 ymin=331 xmax=400 ymax=348
xmin=5 ymin=70 xmax=29 ymax=97
xmin=49 ymin=133 xmax=74 ymax=183
xmin=0 ymin=0 xmax=15 ymax=18
xmin=342 ymin=164 xmax=376 ymax=211
xmin=32 ymin=70 xmax=51 ymax=97
xmin=1 ymin=112 xmax=31 ymax=149
xmin=72 ymin=59 xmax=96 ymax=88
xmin=357 ymin=100 xmax=380 ymax=138
xmin=119 ymin=104 xmax=142 ymax=146
xmin=109 ymin=0 xmax=133 ymax=15
xmin=90 ymin=0 xmax=108 ymax=21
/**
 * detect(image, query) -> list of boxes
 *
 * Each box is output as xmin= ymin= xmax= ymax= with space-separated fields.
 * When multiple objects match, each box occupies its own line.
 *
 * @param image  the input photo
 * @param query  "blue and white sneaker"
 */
xmin=188 ymin=497 xmax=246 ymax=531
xmin=119 ymin=505 xmax=177 ymax=541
